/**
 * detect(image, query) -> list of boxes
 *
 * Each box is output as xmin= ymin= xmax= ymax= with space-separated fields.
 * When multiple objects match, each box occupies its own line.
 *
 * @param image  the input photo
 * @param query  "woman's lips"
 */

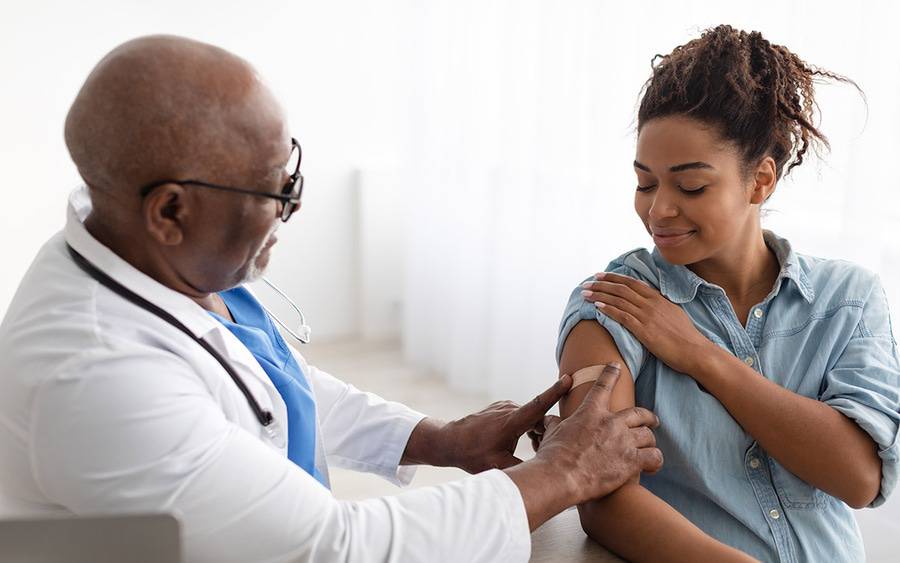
xmin=652 ymin=230 xmax=696 ymax=248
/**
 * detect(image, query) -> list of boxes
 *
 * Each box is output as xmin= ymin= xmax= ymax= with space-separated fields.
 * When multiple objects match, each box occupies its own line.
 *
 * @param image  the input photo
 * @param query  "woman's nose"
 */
xmin=648 ymin=188 xmax=679 ymax=220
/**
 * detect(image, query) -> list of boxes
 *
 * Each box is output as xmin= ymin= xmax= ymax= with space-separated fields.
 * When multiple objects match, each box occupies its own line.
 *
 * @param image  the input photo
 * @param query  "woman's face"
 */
xmin=633 ymin=115 xmax=770 ymax=266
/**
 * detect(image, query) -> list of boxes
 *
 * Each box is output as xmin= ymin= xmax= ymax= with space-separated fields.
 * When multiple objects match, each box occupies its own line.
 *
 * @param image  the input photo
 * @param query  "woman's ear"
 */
xmin=142 ymin=184 xmax=188 ymax=246
xmin=750 ymin=157 xmax=778 ymax=205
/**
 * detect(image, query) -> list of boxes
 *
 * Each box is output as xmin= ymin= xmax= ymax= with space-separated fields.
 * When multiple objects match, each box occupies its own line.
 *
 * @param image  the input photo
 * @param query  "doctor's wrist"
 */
xmin=400 ymin=417 xmax=453 ymax=467
xmin=505 ymin=458 xmax=572 ymax=531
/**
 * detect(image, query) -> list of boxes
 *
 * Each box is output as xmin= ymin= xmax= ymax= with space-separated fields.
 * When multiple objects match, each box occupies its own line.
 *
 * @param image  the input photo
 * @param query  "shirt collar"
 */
xmin=654 ymin=230 xmax=815 ymax=305
xmin=64 ymin=186 xmax=222 ymax=338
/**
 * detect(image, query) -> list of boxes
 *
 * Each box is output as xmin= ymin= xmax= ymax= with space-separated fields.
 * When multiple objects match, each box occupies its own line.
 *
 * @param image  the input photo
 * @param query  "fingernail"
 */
xmin=595 ymin=272 xmax=606 ymax=279
xmin=609 ymin=361 xmax=621 ymax=370
xmin=581 ymin=290 xmax=593 ymax=297
xmin=594 ymin=301 xmax=605 ymax=308
xmin=560 ymin=374 xmax=572 ymax=386
xmin=581 ymin=282 xmax=593 ymax=289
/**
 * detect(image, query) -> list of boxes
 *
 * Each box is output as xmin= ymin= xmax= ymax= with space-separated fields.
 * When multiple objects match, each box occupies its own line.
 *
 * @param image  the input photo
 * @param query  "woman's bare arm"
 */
xmin=560 ymin=321 xmax=754 ymax=562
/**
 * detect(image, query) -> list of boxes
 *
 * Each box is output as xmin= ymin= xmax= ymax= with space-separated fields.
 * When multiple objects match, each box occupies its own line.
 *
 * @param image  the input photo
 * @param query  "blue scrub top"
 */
xmin=210 ymin=286 xmax=328 ymax=488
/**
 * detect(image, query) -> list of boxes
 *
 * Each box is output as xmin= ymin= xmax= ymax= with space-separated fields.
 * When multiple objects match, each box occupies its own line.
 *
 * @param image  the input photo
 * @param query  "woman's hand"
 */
xmin=580 ymin=272 xmax=715 ymax=376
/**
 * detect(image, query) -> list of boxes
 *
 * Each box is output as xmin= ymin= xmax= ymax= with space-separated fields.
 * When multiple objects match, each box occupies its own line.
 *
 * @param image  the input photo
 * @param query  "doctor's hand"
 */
xmin=504 ymin=363 xmax=663 ymax=530
xmin=401 ymin=376 xmax=573 ymax=474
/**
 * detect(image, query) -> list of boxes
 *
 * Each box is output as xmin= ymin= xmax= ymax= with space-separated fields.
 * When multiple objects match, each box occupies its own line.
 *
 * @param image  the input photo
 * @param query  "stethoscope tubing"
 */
xmin=66 ymin=243 xmax=277 ymax=427
xmin=260 ymin=277 xmax=311 ymax=344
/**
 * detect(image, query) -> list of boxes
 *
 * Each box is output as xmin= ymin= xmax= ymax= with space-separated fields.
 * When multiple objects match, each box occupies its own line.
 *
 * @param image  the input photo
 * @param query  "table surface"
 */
xmin=529 ymin=507 xmax=623 ymax=562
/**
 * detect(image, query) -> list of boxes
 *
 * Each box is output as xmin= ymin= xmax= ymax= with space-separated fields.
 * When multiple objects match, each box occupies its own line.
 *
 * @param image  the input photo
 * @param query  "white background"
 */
xmin=2 ymin=0 xmax=898 ymax=557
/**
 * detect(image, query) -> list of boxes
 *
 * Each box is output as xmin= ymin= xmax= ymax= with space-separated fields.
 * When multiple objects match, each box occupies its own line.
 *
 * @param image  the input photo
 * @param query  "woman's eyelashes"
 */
xmin=635 ymin=184 xmax=707 ymax=195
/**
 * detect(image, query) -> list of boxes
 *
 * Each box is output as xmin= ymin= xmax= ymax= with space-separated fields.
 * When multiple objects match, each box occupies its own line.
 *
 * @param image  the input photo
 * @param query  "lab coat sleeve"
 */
xmin=293 ymin=350 xmax=427 ymax=486
xmin=29 ymin=345 xmax=531 ymax=563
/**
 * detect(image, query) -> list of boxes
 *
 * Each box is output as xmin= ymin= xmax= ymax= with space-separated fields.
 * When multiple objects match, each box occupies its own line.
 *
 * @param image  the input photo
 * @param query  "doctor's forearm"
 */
xmin=693 ymin=347 xmax=882 ymax=508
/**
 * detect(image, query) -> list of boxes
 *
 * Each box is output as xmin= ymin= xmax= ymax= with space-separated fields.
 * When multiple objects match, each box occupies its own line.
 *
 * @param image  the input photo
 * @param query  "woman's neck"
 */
xmin=687 ymin=229 xmax=780 ymax=306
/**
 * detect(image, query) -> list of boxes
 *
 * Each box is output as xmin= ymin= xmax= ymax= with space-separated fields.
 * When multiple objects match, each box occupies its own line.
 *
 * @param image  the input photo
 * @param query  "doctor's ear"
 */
xmin=748 ymin=156 xmax=778 ymax=205
xmin=142 ymin=184 xmax=189 ymax=246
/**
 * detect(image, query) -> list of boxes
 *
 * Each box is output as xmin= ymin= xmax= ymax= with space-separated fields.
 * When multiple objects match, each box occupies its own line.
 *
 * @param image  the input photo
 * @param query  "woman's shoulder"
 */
xmin=606 ymin=247 xmax=662 ymax=288
xmin=562 ymin=247 xmax=657 ymax=308
xmin=794 ymin=251 xmax=883 ymax=302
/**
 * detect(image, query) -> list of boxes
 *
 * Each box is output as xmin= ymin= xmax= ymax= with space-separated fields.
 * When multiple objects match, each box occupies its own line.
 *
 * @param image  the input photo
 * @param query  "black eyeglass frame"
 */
xmin=138 ymin=137 xmax=304 ymax=222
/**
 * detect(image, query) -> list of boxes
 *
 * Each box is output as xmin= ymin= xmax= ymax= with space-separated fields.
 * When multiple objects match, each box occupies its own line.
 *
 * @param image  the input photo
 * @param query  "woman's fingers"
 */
xmin=594 ymin=272 xmax=656 ymax=298
xmin=581 ymin=280 xmax=645 ymax=303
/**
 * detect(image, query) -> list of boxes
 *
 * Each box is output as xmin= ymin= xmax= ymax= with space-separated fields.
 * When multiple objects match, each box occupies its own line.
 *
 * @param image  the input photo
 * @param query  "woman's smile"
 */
xmin=650 ymin=227 xmax=697 ymax=248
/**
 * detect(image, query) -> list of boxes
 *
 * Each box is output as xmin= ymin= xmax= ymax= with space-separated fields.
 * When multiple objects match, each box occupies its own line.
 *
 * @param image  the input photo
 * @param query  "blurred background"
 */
xmin=2 ymin=0 xmax=898 ymax=559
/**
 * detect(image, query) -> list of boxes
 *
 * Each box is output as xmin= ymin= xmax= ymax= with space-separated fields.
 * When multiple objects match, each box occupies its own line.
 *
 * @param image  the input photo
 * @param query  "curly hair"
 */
xmin=637 ymin=25 xmax=860 ymax=179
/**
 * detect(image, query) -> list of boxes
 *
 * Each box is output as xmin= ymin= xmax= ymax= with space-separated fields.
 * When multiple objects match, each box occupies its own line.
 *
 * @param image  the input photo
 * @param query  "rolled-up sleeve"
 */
xmin=556 ymin=266 xmax=650 ymax=380
xmin=819 ymin=278 xmax=900 ymax=507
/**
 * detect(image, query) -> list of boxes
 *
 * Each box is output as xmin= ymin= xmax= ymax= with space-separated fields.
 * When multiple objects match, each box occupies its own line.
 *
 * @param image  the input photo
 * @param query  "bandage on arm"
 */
xmin=567 ymin=364 xmax=610 ymax=390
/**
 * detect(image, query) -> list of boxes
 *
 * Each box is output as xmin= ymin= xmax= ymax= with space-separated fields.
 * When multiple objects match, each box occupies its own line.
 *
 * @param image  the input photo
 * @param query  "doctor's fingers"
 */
xmin=637 ymin=446 xmax=664 ymax=474
xmin=510 ymin=374 xmax=572 ymax=431
xmin=616 ymin=406 xmax=660 ymax=430
xmin=575 ymin=364 xmax=621 ymax=416
xmin=529 ymin=414 xmax=560 ymax=435
xmin=629 ymin=425 xmax=657 ymax=449
xmin=527 ymin=415 xmax=560 ymax=451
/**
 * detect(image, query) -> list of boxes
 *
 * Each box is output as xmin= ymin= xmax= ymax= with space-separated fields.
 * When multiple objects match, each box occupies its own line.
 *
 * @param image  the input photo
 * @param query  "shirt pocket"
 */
xmin=769 ymin=459 xmax=828 ymax=510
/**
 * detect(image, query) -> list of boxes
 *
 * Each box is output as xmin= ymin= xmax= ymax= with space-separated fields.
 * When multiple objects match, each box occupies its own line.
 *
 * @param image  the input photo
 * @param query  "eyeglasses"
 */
xmin=139 ymin=137 xmax=304 ymax=222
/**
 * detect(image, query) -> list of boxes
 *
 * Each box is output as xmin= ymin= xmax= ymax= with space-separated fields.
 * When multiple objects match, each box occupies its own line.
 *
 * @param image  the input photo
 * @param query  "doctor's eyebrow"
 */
xmin=633 ymin=160 xmax=716 ymax=173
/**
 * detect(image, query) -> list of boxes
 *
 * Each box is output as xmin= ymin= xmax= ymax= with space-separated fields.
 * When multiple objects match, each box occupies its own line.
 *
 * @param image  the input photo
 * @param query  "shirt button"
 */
xmin=749 ymin=458 xmax=761 ymax=469
xmin=753 ymin=308 xmax=764 ymax=319
xmin=744 ymin=356 xmax=754 ymax=366
xmin=769 ymin=509 xmax=781 ymax=520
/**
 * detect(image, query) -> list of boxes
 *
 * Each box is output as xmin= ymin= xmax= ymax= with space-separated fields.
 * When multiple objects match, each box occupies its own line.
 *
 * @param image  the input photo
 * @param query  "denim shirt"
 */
xmin=556 ymin=231 xmax=900 ymax=563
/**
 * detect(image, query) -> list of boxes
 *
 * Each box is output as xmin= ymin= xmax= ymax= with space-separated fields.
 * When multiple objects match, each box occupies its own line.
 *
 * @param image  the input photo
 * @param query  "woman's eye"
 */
xmin=636 ymin=184 xmax=707 ymax=194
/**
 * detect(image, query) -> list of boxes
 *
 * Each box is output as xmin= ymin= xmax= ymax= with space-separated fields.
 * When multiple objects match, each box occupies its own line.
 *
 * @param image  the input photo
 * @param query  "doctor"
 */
xmin=0 ymin=36 xmax=663 ymax=562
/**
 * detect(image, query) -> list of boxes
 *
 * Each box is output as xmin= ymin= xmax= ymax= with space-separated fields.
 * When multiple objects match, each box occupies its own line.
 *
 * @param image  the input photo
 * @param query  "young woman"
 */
xmin=556 ymin=25 xmax=899 ymax=562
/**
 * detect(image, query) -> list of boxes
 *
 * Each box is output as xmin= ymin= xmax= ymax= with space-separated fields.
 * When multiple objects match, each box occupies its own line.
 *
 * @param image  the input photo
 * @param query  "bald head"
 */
xmin=65 ymin=35 xmax=286 ymax=203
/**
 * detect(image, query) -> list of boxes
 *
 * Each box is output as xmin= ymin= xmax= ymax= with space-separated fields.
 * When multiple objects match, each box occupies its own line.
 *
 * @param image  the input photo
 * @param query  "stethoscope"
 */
xmin=257 ymin=277 xmax=311 ymax=345
xmin=66 ymin=243 xmax=310 ymax=428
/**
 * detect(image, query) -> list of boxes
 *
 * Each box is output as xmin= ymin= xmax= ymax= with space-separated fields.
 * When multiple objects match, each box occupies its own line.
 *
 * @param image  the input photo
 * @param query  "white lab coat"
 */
xmin=0 ymin=187 xmax=531 ymax=562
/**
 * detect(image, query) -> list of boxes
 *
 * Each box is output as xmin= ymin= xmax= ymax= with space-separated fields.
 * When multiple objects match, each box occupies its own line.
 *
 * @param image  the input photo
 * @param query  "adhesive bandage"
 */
xmin=568 ymin=364 xmax=611 ymax=389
